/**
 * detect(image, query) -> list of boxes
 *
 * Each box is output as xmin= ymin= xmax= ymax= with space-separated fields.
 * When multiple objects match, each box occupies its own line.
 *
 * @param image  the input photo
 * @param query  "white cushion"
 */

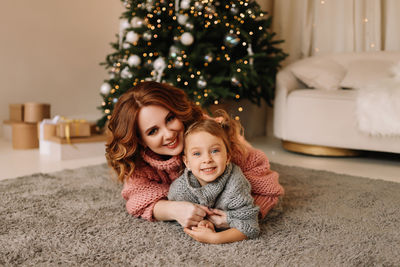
xmin=291 ymin=59 xmax=346 ymax=91
xmin=340 ymin=59 xmax=394 ymax=89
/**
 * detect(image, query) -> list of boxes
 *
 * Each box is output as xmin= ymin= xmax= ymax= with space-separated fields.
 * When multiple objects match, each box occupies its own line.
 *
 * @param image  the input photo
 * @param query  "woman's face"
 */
xmin=137 ymin=105 xmax=185 ymax=156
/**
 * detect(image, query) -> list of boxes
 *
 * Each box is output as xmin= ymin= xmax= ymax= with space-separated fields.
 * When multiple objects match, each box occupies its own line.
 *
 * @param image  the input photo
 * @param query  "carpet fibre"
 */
xmin=1 ymin=163 xmax=399 ymax=266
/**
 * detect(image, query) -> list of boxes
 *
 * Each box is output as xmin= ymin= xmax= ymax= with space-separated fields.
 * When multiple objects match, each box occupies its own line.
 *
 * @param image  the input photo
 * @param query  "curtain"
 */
xmin=271 ymin=0 xmax=400 ymax=65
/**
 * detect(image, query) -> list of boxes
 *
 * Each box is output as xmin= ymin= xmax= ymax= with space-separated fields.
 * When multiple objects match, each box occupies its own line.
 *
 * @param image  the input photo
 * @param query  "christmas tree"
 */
xmin=98 ymin=0 xmax=287 ymax=128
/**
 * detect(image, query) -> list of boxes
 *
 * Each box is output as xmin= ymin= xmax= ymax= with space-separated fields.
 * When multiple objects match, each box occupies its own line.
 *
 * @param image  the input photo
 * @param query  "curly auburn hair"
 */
xmin=106 ymin=81 xmax=203 ymax=182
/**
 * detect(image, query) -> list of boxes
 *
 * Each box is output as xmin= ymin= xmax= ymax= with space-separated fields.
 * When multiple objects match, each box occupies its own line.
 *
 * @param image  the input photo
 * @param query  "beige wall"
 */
xmin=0 ymin=0 xmax=123 ymax=136
xmin=0 ymin=1 xmax=273 ymax=137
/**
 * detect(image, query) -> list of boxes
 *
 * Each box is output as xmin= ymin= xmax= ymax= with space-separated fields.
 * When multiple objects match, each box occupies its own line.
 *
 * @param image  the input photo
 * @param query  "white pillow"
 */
xmin=340 ymin=59 xmax=394 ymax=89
xmin=291 ymin=58 xmax=346 ymax=91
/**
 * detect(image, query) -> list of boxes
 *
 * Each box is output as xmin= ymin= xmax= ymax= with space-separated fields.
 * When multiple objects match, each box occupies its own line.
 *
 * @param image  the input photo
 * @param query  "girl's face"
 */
xmin=183 ymin=131 xmax=229 ymax=186
xmin=137 ymin=105 xmax=184 ymax=156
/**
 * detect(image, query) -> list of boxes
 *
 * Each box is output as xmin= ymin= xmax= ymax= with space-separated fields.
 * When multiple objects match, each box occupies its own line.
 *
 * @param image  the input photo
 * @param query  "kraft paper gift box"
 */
xmin=24 ymin=102 xmax=51 ymax=123
xmin=9 ymin=104 xmax=24 ymax=122
xmin=12 ymin=122 xmax=39 ymax=149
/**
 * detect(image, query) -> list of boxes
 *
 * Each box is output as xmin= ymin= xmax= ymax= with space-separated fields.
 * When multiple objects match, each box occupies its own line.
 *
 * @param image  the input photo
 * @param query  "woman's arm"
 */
xmin=153 ymin=199 xmax=211 ymax=228
xmin=122 ymin=175 xmax=210 ymax=226
xmin=184 ymin=227 xmax=247 ymax=244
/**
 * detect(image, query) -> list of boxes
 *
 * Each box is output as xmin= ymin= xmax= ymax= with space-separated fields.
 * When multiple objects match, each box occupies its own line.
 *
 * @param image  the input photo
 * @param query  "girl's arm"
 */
xmin=184 ymin=227 xmax=247 ymax=244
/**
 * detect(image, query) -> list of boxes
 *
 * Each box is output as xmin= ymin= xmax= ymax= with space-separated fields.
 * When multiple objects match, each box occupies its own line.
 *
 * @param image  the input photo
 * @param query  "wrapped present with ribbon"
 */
xmin=56 ymin=116 xmax=91 ymax=140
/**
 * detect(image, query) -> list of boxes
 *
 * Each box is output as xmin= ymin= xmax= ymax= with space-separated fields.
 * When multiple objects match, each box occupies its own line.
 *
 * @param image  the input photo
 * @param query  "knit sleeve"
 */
xmin=121 ymin=170 xmax=170 ymax=222
xmin=232 ymin=147 xmax=284 ymax=219
xmin=224 ymin=165 xmax=260 ymax=239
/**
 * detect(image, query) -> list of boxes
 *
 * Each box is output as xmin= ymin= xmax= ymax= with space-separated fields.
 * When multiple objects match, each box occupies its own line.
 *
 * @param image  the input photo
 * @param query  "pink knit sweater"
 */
xmin=121 ymin=146 xmax=284 ymax=221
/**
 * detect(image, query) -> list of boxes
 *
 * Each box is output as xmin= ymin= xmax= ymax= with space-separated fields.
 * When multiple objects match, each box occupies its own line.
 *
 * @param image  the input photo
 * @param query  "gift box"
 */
xmin=56 ymin=120 xmax=91 ymax=138
xmin=39 ymin=134 xmax=107 ymax=160
xmin=24 ymin=102 xmax=51 ymax=123
xmin=9 ymin=104 xmax=24 ymax=122
xmin=12 ymin=122 xmax=39 ymax=149
xmin=2 ymin=120 xmax=13 ymax=141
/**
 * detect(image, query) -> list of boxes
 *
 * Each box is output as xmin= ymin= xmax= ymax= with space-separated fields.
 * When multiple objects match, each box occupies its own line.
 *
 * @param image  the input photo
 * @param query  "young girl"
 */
xmin=168 ymin=112 xmax=260 ymax=244
xmin=106 ymin=81 xmax=284 ymax=230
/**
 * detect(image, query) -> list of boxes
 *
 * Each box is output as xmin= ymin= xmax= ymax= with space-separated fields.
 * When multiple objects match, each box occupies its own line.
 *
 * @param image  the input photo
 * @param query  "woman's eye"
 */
xmin=166 ymin=114 xmax=176 ymax=123
xmin=148 ymin=128 xmax=157 ymax=136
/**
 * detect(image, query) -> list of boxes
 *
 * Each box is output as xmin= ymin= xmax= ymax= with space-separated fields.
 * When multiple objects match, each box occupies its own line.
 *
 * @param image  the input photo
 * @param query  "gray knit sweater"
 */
xmin=168 ymin=163 xmax=260 ymax=239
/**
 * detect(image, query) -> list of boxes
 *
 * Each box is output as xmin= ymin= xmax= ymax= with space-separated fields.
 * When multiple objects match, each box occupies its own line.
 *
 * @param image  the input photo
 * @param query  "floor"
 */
xmin=1 ymin=136 xmax=399 ymax=183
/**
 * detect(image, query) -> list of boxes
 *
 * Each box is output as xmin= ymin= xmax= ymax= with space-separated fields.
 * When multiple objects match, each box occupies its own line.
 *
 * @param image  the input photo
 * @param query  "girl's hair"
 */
xmin=106 ymin=81 xmax=203 ymax=182
xmin=184 ymin=109 xmax=247 ymax=158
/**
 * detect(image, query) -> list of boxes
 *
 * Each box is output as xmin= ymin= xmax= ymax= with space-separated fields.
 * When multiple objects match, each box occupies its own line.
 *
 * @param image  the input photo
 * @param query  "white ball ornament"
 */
xmin=185 ymin=22 xmax=194 ymax=30
xmin=177 ymin=14 xmax=189 ymax=25
xmin=100 ymin=83 xmax=111 ymax=95
xmin=128 ymin=55 xmax=141 ymax=67
xmin=120 ymin=19 xmax=131 ymax=31
xmin=143 ymin=31 xmax=152 ymax=41
xmin=180 ymin=0 xmax=191 ymax=10
xmin=197 ymin=76 xmax=207 ymax=89
xmin=131 ymin=17 xmax=144 ymax=28
xmin=153 ymin=57 xmax=166 ymax=70
xmin=181 ymin=32 xmax=194 ymax=46
xmin=169 ymin=45 xmax=180 ymax=59
xmin=120 ymin=67 xmax=132 ymax=79
xmin=126 ymin=31 xmax=139 ymax=43
xmin=122 ymin=43 xmax=131 ymax=49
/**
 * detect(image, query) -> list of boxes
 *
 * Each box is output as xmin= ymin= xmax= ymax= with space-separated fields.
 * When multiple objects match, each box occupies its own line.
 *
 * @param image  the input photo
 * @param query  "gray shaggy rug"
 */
xmin=0 ymin=163 xmax=399 ymax=266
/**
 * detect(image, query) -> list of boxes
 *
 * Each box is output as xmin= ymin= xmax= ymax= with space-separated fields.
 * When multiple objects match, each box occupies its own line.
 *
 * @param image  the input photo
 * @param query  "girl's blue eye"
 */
xmin=211 ymin=149 xmax=220 ymax=154
xmin=193 ymin=152 xmax=200 ymax=156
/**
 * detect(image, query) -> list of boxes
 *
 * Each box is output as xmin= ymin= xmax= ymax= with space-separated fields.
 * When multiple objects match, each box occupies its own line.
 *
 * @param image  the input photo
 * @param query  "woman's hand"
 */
xmin=172 ymin=201 xmax=212 ymax=228
xmin=207 ymin=209 xmax=229 ymax=229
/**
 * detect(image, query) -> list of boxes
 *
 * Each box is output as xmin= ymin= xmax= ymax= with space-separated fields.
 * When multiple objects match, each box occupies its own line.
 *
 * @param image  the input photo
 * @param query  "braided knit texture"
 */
xmin=121 ymin=146 xmax=284 ymax=221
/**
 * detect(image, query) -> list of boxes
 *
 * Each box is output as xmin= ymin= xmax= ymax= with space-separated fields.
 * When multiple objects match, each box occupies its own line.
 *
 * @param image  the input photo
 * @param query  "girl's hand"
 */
xmin=173 ymin=201 xmax=212 ymax=228
xmin=207 ymin=209 xmax=229 ymax=229
xmin=184 ymin=226 xmax=218 ymax=244
xmin=198 ymin=219 xmax=216 ymax=231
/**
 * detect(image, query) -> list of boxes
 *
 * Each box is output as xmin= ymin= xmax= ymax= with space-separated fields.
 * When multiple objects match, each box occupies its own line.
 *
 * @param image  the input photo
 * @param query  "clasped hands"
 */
xmin=177 ymin=203 xmax=229 ymax=244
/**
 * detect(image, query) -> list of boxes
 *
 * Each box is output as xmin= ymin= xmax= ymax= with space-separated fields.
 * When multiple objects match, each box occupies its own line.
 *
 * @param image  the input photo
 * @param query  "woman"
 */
xmin=106 ymin=81 xmax=284 ymax=229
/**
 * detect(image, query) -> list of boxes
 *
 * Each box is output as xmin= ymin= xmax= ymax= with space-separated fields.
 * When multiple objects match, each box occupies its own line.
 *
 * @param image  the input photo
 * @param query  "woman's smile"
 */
xmin=165 ymin=137 xmax=179 ymax=149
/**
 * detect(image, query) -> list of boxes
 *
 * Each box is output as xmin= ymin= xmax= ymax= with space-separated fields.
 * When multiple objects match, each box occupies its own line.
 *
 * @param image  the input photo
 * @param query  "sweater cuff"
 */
xmin=226 ymin=213 xmax=260 ymax=239
xmin=137 ymin=197 xmax=167 ymax=222
xmin=253 ymin=195 xmax=279 ymax=219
